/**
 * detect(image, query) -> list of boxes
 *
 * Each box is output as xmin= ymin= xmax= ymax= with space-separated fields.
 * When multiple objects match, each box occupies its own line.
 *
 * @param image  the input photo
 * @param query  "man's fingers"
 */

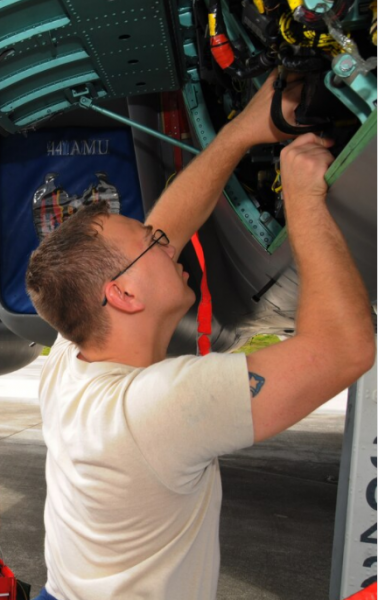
xmin=285 ymin=75 xmax=305 ymax=90
xmin=281 ymin=138 xmax=336 ymax=175
xmin=286 ymin=133 xmax=334 ymax=149
xmin=267 ymin=68 xmax=279 ymax=82
xmin=319 ymin=136 xmax=335 ymax=148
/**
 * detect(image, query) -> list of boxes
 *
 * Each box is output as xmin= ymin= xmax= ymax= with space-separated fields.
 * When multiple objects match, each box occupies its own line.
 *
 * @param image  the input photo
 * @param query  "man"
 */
xmin=26 ymin=71 xmax=375 ymax=600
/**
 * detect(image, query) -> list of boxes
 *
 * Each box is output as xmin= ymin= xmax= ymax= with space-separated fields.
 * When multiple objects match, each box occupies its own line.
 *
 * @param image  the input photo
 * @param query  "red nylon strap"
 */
xmin=0 ymin=559 xmax=17 ymax=600
xmin=344 ymin=583 xmax=377 ymax=600
xmin=191 ymin=232 xmax=212 ymax=356
xmin=161 ymin=92 xmax=212 ymax=355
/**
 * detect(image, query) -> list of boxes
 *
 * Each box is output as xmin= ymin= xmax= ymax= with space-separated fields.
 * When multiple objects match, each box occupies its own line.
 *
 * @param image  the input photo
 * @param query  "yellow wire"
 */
xmin=165 ymin=172 xmax=177 ymax=189
xmin=280 ymin=13 xmax=297 ymax=44
xmin=253 ymin=0 xmax=266 ymax=13
xmin=232 ymin=78 xmax=246 ymax=93
xmin=370 ymin=0 xmax=377 ymax=44
xmin=241 ymin=183 xmax=255 ymax=194
xmin=279 ymin=12 xmax=345 ymax=56
xmin=271 ymin=167 xmax=282 ymax=193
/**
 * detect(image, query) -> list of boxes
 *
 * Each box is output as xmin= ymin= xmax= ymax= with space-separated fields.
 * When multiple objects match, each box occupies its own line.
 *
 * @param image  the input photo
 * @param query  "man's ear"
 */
xmin=104 ymin=281 xmax=145 ymax=314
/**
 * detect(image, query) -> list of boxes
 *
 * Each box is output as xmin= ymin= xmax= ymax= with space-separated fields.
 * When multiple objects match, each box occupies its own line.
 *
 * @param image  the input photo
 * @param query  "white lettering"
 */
xmin=70 ymin=141 xmax=80 ymax=156
xmin=99 ymin=140 xmax=110 ymax=155
xmin=83 ymin=140 xmax=96 ymax=155
xmin=54 ymin=141 xmax=63 ymax=156
xmin=47 ymin=139 xmax=110 ymax=156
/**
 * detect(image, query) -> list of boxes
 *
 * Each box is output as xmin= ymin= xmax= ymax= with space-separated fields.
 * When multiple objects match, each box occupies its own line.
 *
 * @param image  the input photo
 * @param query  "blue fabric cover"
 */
xmin=32 ymin=589 xmax=58 ymax=600
xmin=0 ymin=127 xmax=143 ymax=314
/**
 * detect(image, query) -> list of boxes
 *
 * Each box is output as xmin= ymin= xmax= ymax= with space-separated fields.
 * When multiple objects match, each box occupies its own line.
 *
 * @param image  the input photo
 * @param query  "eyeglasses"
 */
xmin=102 ymin=229 xmax=170 ymax=306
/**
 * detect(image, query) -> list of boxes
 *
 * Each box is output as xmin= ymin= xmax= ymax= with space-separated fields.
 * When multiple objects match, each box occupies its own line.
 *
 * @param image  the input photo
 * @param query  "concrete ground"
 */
xmin=0 ymin=357 xmax=347 ymax=599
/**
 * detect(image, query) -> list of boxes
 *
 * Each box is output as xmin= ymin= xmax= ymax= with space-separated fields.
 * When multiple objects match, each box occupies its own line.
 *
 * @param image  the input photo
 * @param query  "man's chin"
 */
xmin=177 ymin=290 xmax=196 ymax=320
xmin=187 ymin=289 xmax=197 ymax=309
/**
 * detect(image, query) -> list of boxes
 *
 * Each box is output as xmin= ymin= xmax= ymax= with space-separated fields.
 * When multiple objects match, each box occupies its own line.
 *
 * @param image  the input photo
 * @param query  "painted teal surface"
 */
xmin=303 ymin=0 xmax=333 ymax=11
xmin=183 ymin=41 xmax=198 ymax=58
xmin=0 ymin=0 xmax=182 ymax=133
xmin=14 ymin=100 xmax=72 ymax=126
xmin=325 ymin=71 xmax=377 ymax=123
xmin=0 ymin=18 xmax=71 ymax=51
xmin=1 ymin=72 xmax=99 ymax=112
xmin=0 ymin=51 xmax=89 ymax=91
xmin=0 ymin=0 xmax=29 ymax=7
xmin=178 ymin=10 xmax=194 ymax=28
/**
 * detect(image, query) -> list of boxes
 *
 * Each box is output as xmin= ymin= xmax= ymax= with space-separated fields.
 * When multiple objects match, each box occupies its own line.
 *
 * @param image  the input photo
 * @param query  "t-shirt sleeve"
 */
xmin=125 ymin=353 xmax=253 ymax=492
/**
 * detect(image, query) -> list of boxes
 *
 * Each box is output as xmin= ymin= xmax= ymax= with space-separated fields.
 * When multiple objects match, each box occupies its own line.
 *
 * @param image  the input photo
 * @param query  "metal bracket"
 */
xmin=79 ymin=97 xmax=200 ymax=156
xmin=325 ymin=55 xmax=377 ymax=123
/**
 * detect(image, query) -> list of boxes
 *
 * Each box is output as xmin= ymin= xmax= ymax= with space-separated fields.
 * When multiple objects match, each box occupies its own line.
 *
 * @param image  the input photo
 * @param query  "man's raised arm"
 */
xmin=244 ymin=134 xmax=375 ymax=443
xmin=146 ymin=71 xmax=301 ymax=258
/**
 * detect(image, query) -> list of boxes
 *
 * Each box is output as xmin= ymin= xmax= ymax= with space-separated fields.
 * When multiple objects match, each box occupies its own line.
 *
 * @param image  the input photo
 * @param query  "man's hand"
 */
xmin=245 ymin=133 xmax=374 ymax=444
xmin=147 ymin=69 xmax=304 ymax=255
xmin=280 ymin=133 xmax=335 ymax=210
xmin=232 ymin=69 xmax=304 ymax=146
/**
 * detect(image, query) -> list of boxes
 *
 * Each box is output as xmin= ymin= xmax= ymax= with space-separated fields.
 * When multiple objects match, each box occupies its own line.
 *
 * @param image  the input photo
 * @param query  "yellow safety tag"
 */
xmin=370 ymin=1 xmax=377 ymax=45
xmin=208 ymin=13 xmax=217 ymax=37
xmin=253 ymin=0 xmax=266 ymax=13
xmin=287 ymin=0 xmax=303 ymax=11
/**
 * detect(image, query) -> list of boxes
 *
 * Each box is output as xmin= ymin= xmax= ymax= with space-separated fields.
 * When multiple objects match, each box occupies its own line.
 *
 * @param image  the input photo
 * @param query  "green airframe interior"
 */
xmin=0 ymin=0 xmax=376 ymax=254
xmin=0 ymin=0 xmax=182 ymax=132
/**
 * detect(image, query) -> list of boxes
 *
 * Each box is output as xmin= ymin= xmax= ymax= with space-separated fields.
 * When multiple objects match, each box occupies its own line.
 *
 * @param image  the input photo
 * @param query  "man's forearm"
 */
xmin=287 ymin=196 xmax=375 ymax=380
xmin=280 ymin=135 xmax=375 ymax=383
xmin=146 ymin=118 xmax=254 ymax=257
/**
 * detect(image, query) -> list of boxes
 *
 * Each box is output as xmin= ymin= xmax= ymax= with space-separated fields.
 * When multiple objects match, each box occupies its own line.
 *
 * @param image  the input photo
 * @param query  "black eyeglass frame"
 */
xmin=101 ymin=229 xmax=170 ymax=307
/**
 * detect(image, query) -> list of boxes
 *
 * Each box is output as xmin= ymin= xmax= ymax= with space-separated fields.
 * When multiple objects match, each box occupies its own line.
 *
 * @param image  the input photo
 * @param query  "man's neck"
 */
xmin=77 ymin=318 xmax=175 ymax=368
xmin=77 ymin=346 xmax=167 ymax=368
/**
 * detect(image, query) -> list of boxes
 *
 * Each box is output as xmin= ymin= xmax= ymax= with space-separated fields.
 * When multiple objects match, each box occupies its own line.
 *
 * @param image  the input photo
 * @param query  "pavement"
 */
xmin=0 ymin=356 xmax=347 ymax=599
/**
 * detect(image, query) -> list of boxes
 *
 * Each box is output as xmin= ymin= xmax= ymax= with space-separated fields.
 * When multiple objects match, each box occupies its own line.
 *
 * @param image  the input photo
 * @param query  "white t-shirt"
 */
xmin=39 ymin=336 xmax=253 ymax=600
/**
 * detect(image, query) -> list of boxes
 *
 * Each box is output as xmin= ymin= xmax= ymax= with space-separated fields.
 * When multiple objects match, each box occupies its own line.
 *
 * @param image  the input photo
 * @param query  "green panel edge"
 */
xmin=268 ymin=225 xmax=287 ymax=254
xmin=326 ymin=109 xmax=377 ymax=187
xmin=268 ymin=109 xmax=377 ymax=255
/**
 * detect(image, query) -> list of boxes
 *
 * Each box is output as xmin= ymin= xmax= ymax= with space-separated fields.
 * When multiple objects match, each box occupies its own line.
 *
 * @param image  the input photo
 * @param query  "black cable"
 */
xmin=271 ymin=74 xmax=331 ymax=135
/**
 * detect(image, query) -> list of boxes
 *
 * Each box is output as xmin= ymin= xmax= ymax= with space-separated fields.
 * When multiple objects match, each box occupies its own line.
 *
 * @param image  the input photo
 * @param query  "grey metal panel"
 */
xmin=327 ymin=137 xmax=377 ymax=303
xmin=206 ymin=134 xmax=376 ymax=337
xmin=213 ymin=191 xmax=293 ymax=298
xmin=127 ymin=94 xmax=170 ymax=216
xmin=0 ymin=320 xmax=42 ymax=375
xmin=330 ymin=354 xmax=377 ymax=599
xmin=0 ymin=304 xmax=57 ymax=347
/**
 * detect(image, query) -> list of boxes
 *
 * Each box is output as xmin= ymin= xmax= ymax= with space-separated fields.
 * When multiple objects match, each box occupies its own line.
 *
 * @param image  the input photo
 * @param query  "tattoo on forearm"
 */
xmin=249 ymin=372 xmax=266 ymax=398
